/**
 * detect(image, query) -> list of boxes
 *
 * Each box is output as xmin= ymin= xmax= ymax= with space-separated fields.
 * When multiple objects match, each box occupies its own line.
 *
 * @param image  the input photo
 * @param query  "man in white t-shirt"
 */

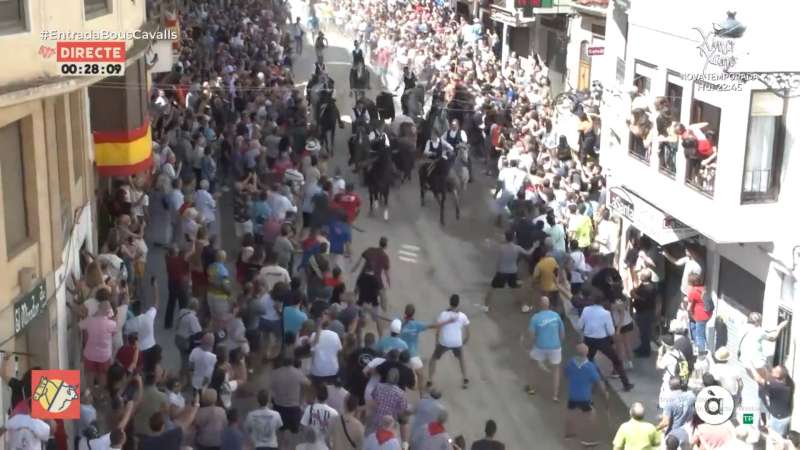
xmin=428 ymin=294 xmax=470 ymax=389
xmin=310 ymin=320 xmax=343 ymax=382
xmin=244 ymin=390 xmax=283 ymax=449
xmin=189 ymin=333 xmax=218 ymax=391
xmin=301 ymin=383 xmax=340 ymax=448
xmin=124 ymin=281 xmax=159 ymax=352
xmin=259 ymin=252 xmax=291 ymax=291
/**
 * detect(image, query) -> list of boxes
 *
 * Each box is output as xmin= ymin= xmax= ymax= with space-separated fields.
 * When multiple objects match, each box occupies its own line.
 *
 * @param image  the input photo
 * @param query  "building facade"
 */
xmin=599 ymin=0 xmax=800 ymax=428
xmin=0 ymin=0 xmax=154 ymax=435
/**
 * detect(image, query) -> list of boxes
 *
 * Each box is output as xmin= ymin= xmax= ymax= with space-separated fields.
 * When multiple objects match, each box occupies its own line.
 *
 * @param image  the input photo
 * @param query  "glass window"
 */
xmin=0 ymin=0 xmax=26 ymax=34
xmin=685 ymin=99 xmax=721 ymax=196
xmin=742 ymin=91 xmax=785 ymax=202
xmin=0 ymin=121 xmax=30 ymax=253
xmin=84 ymin=0 xmax=109 ymax=18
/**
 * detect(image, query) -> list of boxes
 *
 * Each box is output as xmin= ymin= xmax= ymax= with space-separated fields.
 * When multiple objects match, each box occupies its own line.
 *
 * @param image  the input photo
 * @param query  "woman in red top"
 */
xmin=685 ymin=273 xmax=711 ymax=353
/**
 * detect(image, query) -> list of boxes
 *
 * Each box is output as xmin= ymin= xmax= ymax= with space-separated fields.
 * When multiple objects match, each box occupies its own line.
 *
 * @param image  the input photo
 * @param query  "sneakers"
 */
xmin=622 ymin=383 xmax=635 ymax=392
xmin=462 ymin=378 xmax=469 ymax=389
xmin=521 ymin=305 xmax=532 ymax=313
xmin=525 ymin=385 xmax=536 ymax=395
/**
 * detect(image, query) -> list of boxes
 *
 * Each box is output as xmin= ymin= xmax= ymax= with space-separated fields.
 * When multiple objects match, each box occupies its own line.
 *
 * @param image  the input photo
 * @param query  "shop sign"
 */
xmin=587 ymin=46 xmax=604 ymax=56
xmin=608 ymin=187 xmax=696 ymax=245
xmin=14 ymin=281 xmax=47 ymax=335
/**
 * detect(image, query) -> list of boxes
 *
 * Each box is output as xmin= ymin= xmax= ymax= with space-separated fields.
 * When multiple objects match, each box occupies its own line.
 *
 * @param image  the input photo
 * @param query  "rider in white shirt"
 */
xmin=423 ymin=134 xmax=454 ymax=160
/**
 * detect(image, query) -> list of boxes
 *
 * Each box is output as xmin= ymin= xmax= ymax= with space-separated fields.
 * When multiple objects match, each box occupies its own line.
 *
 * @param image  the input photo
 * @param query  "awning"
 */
xmin=608 ymin=186 xmax=698 ymax=246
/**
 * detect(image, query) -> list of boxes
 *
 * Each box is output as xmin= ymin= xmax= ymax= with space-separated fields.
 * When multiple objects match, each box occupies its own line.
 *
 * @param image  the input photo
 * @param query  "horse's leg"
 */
xmin=419 ymin=171 xmax=426 ymax=206
xmin=330 ymin=127 xmax=336 ymax=156
xmin=382 ymin=188 xmax=389 ymax=221
xmin=453 ymin=187 xmax=461 ymax=221
xmin=439 ymin=191 xmax=446 ymax=226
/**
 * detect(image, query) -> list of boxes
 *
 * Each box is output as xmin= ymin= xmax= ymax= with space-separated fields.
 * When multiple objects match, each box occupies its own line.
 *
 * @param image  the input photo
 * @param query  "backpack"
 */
xmin=703 ymin=289 xmax=715 ymax=314
xmin=670 ymin=350 xmax=691 ymax=385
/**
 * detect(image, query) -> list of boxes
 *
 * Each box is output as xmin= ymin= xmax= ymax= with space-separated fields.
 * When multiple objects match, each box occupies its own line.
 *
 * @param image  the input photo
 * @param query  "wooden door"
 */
xmin=578 ymin=41 xmax=591 ymax=91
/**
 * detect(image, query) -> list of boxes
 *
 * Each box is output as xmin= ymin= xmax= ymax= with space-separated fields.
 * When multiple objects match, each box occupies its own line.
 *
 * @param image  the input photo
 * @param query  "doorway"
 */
xmin=577 ymin=41 xmax=592 ymax=91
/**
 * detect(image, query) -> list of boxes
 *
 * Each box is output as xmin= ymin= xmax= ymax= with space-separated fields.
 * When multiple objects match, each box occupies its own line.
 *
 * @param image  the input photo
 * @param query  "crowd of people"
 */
xmin=0 ymin=0 xmax=794 ymax=448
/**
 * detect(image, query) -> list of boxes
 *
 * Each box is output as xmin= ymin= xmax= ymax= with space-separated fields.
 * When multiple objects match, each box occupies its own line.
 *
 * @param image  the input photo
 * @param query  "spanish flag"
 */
xmin=93 ymin=119 xmax=153 ymax=176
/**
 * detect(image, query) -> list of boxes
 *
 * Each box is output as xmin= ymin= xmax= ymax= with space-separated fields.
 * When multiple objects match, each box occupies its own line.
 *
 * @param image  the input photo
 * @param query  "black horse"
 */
xmin=391 ymin=122 xmax=416 ymax=183
xmin=366 ymin=148 xmax=394 ymax=221
xmin=349 ymin=64 xmax=371 ymax=101
xmin=419 ymin=150 xmax=467 ymax=225
xmin=316 ymin=98 xmax=343 ymax=155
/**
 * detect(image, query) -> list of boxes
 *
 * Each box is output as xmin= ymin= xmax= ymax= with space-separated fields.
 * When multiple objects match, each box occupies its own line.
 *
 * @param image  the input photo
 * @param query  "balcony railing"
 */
xmin=742 ymin=169 xmax=777 ymax=202
xmin=657 ymin=141 xmax=677 ymax=177
xmin=685 ymin=158 xmax=715 ymax=197
xmin=628 ymin=132 xmax=650 ymax=163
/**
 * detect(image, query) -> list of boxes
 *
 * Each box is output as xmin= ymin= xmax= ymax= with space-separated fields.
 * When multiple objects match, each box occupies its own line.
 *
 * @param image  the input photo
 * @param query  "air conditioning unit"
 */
xmin=18 ymin=267 xmax=37 ymax=292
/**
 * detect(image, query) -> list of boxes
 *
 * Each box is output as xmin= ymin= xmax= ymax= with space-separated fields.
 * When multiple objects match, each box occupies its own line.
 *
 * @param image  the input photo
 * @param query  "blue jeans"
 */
xmin=768 ymin=414 xmax=791 ymax=437
xmin=691 ymin=320 xmax=708 ymax=353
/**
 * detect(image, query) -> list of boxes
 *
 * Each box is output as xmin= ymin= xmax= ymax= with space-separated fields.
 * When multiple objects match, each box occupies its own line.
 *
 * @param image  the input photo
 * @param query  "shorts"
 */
xmin=234 ymin=220 xmax=253 ymax=238
xmin=620 ymin=322 xmax=634 ymax=334
xmin=491 ymin=272 xmax=519 ymax=288
xmin=259 ymin=318 xmax=282 ymax=338
xmin=84 ymin=358 xmax=111 ymax=374
xmin=409 ymin=356 xmax=424 ymax=370
xmin=274 ymin=404 xmax=302 ymax=433
xmin=432 ymin=344 xmax=463 ymax=360
xmin=310 ymin=374 xmax=339 ymax=384
xmin=134 ymin=260 xmax=146 ymax=278
xmin=567 ymin=400 xmax=593 ymax=412
xmin=530 ymin=347 xmax=562 ymax=365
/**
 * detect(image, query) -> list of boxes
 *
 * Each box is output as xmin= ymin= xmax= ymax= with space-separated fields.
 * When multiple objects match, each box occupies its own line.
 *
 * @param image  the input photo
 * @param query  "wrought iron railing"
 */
xmin=742 ymin=168 xmax=776 ymax=202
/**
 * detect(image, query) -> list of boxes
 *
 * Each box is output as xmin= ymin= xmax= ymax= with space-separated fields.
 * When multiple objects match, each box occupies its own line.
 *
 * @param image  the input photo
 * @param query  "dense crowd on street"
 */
xmin=0 ymin=0 xmax=795 ymax=449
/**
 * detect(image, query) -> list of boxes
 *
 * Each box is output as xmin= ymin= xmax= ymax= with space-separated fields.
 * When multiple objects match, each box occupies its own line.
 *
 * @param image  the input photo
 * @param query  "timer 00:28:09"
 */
xmin=59 ymin=63 xmax=123 ymax=75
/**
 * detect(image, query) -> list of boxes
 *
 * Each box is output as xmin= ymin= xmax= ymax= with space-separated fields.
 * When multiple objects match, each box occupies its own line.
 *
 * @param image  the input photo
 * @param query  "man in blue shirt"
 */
xmin=563 ymin=343 xmax=608 ymax=446
xmin=524 ymin=296 xmax=565 ymax=400
xmin=283 ymin=304 xmax=308 ymax=340
xmin=326 ymin=217 xmax=352 ymax=271
xmin=377 ymin=319 xmax=409 ymax=355
xmin=399 ymin=304 xmax=455 ymax=390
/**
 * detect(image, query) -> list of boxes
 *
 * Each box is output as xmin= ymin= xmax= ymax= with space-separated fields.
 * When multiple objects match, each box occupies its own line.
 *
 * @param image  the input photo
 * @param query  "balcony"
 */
xmin=741 ymin=169 xmax=778 ymax=203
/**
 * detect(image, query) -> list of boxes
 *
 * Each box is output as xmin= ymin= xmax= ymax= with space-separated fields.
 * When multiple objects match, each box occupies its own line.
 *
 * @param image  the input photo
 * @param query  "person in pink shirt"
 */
xmin=79 ymin=300 xmax=118 ymax=391
xmin=692 ymin=421 xmax=736 ymax=449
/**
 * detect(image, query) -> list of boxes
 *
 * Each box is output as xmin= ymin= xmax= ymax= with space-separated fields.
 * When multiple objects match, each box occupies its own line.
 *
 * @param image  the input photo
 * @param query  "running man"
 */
xmin=352 ymin=236 xmax=391 ymax=309
xmin=522 ymin=296 xmax=565 ymax=401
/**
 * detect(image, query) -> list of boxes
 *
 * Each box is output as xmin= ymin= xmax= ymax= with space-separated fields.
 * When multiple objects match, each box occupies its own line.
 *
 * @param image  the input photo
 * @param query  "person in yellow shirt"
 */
xmin=531 ymin=238 xmax=561 ymax=315
xmin=613 ymin=402 xmax=661 ymax=450
xmin=569 ymin=203 xmax=594 ymax=250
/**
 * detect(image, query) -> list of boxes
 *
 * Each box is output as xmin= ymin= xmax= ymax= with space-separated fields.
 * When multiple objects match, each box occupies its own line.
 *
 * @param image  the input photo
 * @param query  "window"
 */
xmin=718 ymin=256 xmax=765 ymax=315
xmin=773 ymin=307 xmax=792 ymax=367
xmin=0 ymin=0 xmax=26 ymax=33
xmin=742 ymin=91 xmax=786 ymax=202
xmin=665 ymin=79 xmax=683 ymax=123
xmin=685 ymin=99 xmax=721 ymax=196
xmin=0 ymin=121 xmax=30 ymax=254
xmin=84 ymin=0 xmax=109 ymax=18
xmin=69 ymin=91 xmax=85 ymax=184
xmin=55 ymin=97 xmax=72 ymax=243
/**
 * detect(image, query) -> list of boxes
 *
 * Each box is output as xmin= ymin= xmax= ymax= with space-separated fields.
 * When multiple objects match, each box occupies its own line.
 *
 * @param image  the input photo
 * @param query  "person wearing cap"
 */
xmin=377 ymin=320 xmax=410 ymax=355
xmin=709 ymin=347 xmax=743 ymax=403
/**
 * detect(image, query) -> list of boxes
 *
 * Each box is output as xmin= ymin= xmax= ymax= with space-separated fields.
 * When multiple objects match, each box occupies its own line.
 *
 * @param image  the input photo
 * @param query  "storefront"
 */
xmin=487 ymin=4 xmax=536 ymax=63
xmin=530 ymin=14 xmax=568 ymax=93
xmin=607 ymin=186 xmax=701 ymax=320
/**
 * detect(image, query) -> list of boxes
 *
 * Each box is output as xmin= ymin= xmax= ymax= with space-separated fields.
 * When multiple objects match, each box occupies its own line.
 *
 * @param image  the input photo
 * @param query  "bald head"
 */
xmin=380 ymin=415 xmax=395 ymax=430
xmin=630 ymin=402 xmax=645 ymax=420
xmin=540 ymin=296 xmax=550 ymax=309
xmin=575 ymin=343 xmax=589 ymax=358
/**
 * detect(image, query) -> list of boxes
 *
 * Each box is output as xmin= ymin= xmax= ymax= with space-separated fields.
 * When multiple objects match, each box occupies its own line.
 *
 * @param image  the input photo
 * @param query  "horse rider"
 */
xmin=352 ymin=99 xmax=371 ymax=133
xmin=349 ymin=60 xmax=370 ymax=101
xmin=368 ymin=121 xmax=391 ymax=154
xmin=352 ymin=40 xmax=365 ymax=67
xmin=395 ymin=66 xmax=417 ymax=94
xmin=423 ymin=132 xmax=455 ymax=177
xmin=314 ymin=31 xmax=328 ymax=65
xmin=444 ymin=119 xmax=473 ymax=182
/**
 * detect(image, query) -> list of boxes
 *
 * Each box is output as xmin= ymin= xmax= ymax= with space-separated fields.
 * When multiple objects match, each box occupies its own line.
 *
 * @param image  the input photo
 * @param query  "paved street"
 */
xmin=141 ymin=14 xmax=630 ymax=449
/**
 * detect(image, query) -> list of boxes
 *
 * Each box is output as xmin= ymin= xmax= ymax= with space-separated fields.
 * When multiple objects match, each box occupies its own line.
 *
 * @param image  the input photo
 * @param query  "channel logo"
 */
xmin=30 ymin=370 xmax=80 ymax=419
xmin=695 ymin=386 xmax=735 ymax=425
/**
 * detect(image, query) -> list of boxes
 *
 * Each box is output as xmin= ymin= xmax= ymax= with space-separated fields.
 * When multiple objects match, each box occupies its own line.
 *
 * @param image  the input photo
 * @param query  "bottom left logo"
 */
xmin=31 ymin=370 xmax=80 ymax=419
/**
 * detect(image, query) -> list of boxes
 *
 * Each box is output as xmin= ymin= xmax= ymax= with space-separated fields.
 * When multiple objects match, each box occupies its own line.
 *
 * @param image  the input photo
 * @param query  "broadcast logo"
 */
xmin=695 ymin=386 xmax=735 ymax=425
xmin=31 ymin=370 xmax=80 ymax=419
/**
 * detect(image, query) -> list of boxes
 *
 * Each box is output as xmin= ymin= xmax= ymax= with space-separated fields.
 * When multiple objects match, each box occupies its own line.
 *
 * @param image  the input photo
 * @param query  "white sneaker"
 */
xmin=625 ymin=360 xmax=634 ymax=370
xmin=521 ymin=305 xmax=531 ymax=313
